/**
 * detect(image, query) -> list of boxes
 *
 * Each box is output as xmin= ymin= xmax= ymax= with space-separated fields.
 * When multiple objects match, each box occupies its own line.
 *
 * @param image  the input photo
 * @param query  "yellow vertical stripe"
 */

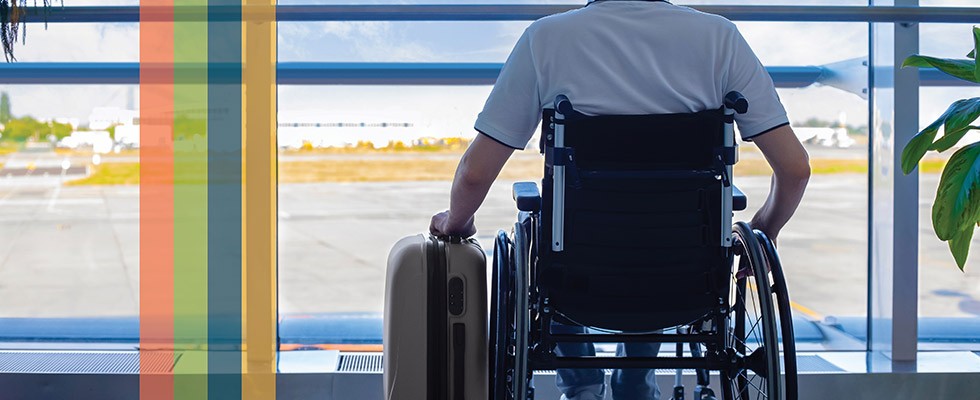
xmin=242 ymin=1 xmax=277 ymax=398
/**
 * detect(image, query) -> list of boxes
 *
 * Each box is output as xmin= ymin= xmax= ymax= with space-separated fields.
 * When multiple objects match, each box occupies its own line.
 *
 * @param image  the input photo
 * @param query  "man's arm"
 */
xmin=749 ymin=124 xmax=811 ymax=241
xmin=430 ymin=133 xmax=516 ymax=237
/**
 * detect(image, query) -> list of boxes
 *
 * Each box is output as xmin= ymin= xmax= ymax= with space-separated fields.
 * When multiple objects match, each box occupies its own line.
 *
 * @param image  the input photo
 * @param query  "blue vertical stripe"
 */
xmin=208 ymin=0 xmax=243 ymax=398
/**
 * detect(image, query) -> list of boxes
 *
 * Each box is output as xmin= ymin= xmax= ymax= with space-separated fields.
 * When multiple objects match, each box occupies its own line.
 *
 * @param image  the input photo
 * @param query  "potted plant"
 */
xmin=1 ymin=0 xmax=60 ymax=61
xmin=901 ymin=26 xmax=980 ymax=271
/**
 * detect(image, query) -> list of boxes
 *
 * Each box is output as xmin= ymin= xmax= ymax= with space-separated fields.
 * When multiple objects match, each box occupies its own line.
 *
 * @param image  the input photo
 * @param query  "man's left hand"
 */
xmin=429 ymin=210 xmax=477 ymax=238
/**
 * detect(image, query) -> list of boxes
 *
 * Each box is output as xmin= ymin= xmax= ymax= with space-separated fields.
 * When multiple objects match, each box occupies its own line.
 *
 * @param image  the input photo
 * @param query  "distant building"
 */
xmin=277 ymin=113 xmax=423 ymax=149
xmin=59 ymin=130 xmax=113 ymax=153
xmin=792 ymin=112 xmax=856 ymax=148
xmin=89 ymin=107 xmax=138 ymax=131
xmin=793 ymin=126 xmax=856 ymax=148
xmin=413 ymin=137 xmax=439 ymax=147
xmin=114 ymin=125 xmax=139 ymax=148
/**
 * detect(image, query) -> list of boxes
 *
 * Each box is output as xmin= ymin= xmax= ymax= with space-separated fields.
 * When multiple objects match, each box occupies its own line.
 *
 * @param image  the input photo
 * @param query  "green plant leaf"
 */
xmin=932 ymin=142 xmax=980 ymax=240
xmin=947 ymin=226 xmax=974 ymax=271
xmin=974 ymin=26 xmax=980 ymax=80
xmin=902 ymin=103 xmax=959 ymax=174
xmin=903 ymin=55 xmax=978 ymax=83
xmin=930 ymin=97 xmax=980 ymax=152
xmin=902 ymin=128 xmax=939 ymax=174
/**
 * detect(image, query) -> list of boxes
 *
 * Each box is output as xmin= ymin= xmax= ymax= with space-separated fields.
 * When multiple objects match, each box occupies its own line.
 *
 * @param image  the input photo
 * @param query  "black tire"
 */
xmin=756 ymin=230 xmax=798 ymax=400
xmin=723 ymin=222 xmax=781 ymax=400
xmin=511 ymin=222 xmax=532 ymax=400
xmin=490 ymin=231 xmax=514 ymax=400
xmin=490 ymin=225 xmax=532 ymax=400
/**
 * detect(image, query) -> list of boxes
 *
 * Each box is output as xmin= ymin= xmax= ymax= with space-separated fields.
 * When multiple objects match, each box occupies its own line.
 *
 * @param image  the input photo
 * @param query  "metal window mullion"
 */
xmin=868 ymin=0 xmax=918 ymax=365
xmin=890 ymin=0 xmax=919 ymax=364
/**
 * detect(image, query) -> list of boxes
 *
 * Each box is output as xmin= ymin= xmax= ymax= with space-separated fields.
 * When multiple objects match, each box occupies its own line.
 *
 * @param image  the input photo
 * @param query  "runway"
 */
xmin=0 ymin=157 xmax=977 ymax=324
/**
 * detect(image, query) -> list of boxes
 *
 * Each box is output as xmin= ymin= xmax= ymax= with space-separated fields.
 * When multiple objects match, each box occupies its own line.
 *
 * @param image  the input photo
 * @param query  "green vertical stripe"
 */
xmin=173 ymin=0 xmax=209 ymax=397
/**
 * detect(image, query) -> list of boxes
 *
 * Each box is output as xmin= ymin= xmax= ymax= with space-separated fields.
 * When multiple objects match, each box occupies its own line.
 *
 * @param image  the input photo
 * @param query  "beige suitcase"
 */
xmin=384 ymin=234 xmax=488 ymax=400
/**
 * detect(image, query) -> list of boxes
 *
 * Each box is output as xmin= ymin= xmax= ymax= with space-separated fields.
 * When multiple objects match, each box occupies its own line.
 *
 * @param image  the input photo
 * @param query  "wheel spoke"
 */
xmin=737 ymin=370 xmax=767 ymax=399
xmin=749 ymin=318 xmax=763 ymax=348
xmin=749 ymin=375 xmax=768 ymax=399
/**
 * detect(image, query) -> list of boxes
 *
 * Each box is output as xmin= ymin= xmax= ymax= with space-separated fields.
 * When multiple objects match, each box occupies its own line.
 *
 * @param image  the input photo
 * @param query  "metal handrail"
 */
xmin=0 ymin=62 xmax=973 ymax=87
xmin=0 ymin=62 xmax=819 ymax=86
xmin=13 ymin=5 xmax=980 ymax=24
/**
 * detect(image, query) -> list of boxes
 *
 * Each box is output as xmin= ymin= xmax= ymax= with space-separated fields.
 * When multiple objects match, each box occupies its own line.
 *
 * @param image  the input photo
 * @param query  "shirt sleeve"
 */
xmin=474 ymin=29 xmax=541 ymax=150
xmin=725 ymin=26 xmax=790 ymax=141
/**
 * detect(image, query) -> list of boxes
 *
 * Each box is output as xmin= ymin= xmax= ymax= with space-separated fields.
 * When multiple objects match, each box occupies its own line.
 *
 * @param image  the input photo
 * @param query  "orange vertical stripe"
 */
xmin=140 ymin=2 xmax=175 ymax=400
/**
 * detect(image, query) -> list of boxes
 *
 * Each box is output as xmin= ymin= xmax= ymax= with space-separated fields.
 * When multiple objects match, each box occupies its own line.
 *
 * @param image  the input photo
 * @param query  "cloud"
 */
xmin=3 ymin=1 xmax=975 ymax=130
xmin=281 ymin=21 xmax=437 ymax=62
xmin=7 ymin=22 xmax=137 ymax=62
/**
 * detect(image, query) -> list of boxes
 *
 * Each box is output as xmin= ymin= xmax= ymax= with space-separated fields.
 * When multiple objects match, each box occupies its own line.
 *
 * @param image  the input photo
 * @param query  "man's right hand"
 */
xmin=429 ymin=210 xmax=477 ymax=238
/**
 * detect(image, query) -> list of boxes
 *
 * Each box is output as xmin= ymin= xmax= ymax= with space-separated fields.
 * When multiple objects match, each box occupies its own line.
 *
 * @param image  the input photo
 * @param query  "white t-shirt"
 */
xmin=475 ymin=0 xmax=789 ymax=149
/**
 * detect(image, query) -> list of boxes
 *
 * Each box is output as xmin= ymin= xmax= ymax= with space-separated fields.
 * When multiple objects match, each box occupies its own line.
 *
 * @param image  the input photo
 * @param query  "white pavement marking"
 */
xmin=2 ymin=199 xmax=101 ymax=206
xmin=0 ymin=187 xmax=17 ymax=207
xmin=46 ymin=172 xmax=65 ymax=213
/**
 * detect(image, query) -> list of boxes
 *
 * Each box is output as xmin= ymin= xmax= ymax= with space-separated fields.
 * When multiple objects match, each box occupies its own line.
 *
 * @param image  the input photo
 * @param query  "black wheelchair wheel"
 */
xmin=490 ymin=230 xmax=514 ymax=400
xmin=724 ymin=222 xmax=781 ymax=400
xmin=490 ymin=226 xmax=532 ymax=400
xmin=756 ymin=230 xmax=798 ymax=400
xmin=510 ymin=222 xmax=532 ymax=400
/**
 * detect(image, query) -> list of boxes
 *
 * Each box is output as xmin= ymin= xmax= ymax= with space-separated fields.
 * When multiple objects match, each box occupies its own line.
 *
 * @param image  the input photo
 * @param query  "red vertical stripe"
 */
xmin=140 ymin=2 xmax=175 ymax=399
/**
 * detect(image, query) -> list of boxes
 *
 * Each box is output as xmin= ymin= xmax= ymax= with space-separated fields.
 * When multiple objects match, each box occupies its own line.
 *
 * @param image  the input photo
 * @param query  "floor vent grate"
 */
xmin=330 ymin=353 xmax=841 ymax=374
xmin=796 ymin=354 xmax=844 ymax=372
xmin=0 ymin=351 xmax=175 ymax=374
xmin=337 ymin=353 xmax=383 ymax=373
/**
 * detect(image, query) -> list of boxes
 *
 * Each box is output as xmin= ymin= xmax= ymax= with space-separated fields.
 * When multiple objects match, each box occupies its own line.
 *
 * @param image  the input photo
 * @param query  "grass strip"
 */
xmin=67 ymin=163 xmax=140 ymax=186
xmin=278 ymin=156 xmax=544 ymax=183
xmin=65 ymin=157 xmax=950 ymax=186
xmin=0 ymin=143 xmax=19 ymax=156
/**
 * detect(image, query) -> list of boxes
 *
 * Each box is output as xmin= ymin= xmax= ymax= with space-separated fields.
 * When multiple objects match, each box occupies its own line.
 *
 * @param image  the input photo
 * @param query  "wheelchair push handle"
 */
xmin=512 ymin=181 xmax=541 ymax=212
xmin=724 ymin=91 xmax=749 ymax=114
xmin=554 ymin=95 xmax=574 ymax=117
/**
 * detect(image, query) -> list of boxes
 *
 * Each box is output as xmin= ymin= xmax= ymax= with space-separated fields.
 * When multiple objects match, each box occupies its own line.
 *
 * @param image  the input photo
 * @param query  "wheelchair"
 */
xmin=490 ymin=92 xmax=798 ymax=400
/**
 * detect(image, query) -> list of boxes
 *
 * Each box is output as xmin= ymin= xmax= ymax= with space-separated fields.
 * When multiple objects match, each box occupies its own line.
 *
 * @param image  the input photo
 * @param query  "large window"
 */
xmin=0 ymin=14 xmax=139 ymax=323
xmin=0 ymin=0 xmax=139 ymax=318
xmin=734 ymin=22 xmax=869 ymax=351
xmin=0 ymin=1 xmax=976 ymax=356
xmin=0 ymin=0 xmax=140 ymax=323
xmin=274 ymin=16 xmax=875 ymax=351
xmin=0 ymin=83 xmax=140 ymax=320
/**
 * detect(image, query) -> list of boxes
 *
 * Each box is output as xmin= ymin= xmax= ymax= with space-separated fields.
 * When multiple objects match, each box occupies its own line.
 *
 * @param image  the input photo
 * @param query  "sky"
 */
xmin=0 ymin=0 xmax=976 ymax=137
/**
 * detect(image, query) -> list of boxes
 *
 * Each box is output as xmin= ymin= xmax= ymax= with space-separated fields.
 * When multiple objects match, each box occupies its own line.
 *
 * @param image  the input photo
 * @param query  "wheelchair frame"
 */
xmin=490 ymin=92 xmax=798 ymax=400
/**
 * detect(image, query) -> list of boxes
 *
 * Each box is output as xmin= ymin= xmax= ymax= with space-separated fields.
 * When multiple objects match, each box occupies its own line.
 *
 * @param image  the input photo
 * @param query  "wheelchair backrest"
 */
xmin=536 ymin=105 xmax=736 ymax=332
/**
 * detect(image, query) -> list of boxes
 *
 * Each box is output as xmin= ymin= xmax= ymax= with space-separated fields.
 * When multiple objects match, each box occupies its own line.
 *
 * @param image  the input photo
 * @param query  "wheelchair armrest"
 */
xmin=513 ymin=182 xmax=541 ymax=212
xmin=734 ymin=185 xmax=747 ymax=211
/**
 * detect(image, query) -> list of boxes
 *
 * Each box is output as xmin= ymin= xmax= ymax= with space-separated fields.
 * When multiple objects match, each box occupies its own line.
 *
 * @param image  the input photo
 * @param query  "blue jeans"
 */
xmin=552 ymin=323 xmax=662 ymax=400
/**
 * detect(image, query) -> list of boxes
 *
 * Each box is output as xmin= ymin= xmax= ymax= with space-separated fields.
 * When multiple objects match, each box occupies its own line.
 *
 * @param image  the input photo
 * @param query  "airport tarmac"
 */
xmin=0 ymin=160 xmax=977 ymax=324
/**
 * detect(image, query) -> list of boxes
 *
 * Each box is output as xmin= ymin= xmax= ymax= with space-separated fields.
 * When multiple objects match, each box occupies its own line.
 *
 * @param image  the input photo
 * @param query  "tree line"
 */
xmin=0 ymin=92 xmax=74 ymax=142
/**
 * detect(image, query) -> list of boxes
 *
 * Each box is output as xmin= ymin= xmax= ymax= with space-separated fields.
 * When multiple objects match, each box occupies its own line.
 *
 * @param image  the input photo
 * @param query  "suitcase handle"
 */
xmin=431 ymin=234 xmax=466 ymax=244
